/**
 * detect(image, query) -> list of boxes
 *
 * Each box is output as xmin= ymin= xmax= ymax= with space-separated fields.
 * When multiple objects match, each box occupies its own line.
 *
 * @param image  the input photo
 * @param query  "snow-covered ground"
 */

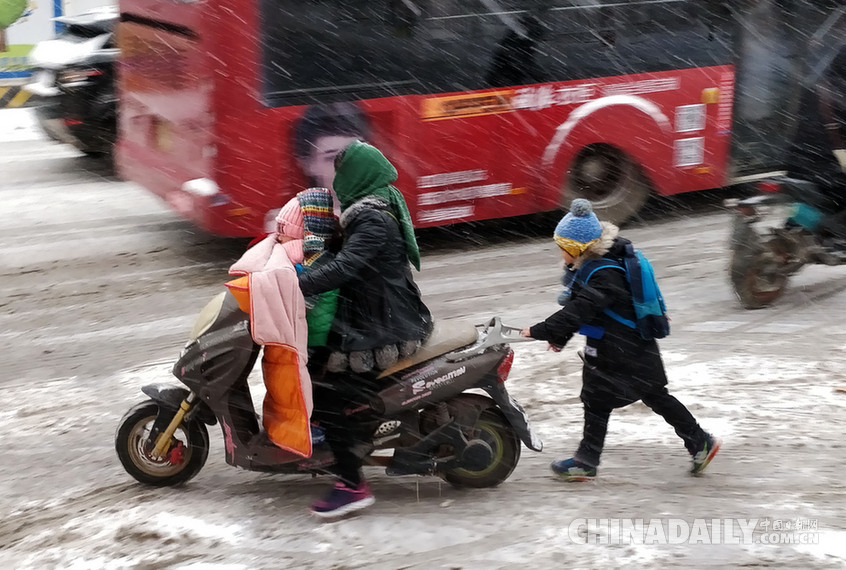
xmin=3 ymin=108 xmax=846 ymax=568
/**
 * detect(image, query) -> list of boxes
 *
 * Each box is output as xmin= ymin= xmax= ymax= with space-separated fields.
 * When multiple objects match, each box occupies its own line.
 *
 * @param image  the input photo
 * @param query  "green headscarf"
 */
xmin=333 ymin=141 xmax=421 ymax=271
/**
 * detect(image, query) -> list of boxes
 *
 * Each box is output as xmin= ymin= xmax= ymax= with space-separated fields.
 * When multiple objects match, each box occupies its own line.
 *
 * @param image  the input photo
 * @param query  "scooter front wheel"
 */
xmin=115 ymin=400 xmax=209 ymax=487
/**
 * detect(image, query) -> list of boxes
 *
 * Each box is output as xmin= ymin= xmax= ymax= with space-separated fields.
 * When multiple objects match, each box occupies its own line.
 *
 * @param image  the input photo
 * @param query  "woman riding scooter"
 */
xmin=297 ymin=140 xmax=433 ymax=518
xmin=784 ymin=44 xmax=846 ymax=248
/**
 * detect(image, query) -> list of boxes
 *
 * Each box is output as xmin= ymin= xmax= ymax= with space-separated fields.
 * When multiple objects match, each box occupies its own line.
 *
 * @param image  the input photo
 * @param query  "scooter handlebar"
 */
xmin=443 ymin=317 xmax=533 ymax=362
xmin=477 ymin=317 xmax=535 ymax=348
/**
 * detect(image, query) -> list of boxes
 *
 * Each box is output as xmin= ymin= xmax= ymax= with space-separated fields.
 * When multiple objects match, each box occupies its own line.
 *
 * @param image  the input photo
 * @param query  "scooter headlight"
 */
xmin=189 ymin=292 xmax=227 ymax=341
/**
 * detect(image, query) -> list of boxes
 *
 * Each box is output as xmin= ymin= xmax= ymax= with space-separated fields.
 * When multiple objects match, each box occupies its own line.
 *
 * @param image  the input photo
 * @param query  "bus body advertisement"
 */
xmin=113 ymin=0 xmax=837 ymax=237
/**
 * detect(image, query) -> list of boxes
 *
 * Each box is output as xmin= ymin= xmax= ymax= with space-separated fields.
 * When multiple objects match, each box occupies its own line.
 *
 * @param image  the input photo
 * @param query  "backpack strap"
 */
xmin=603 ymin=308 xmax=636 ymax=329
xmin=576 ymin=258 xmax=637 ymax=330
xmin=577 ymin=258 xmax=624 ymax=284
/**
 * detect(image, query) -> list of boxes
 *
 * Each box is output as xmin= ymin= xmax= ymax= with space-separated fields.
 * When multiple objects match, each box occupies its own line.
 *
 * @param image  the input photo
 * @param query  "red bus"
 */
xmin=114 ymin=0 xmax=819 ymax=237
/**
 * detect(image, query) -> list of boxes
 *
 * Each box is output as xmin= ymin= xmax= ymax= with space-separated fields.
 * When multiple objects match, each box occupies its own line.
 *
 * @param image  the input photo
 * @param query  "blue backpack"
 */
xmin=575 ymin=243 xmax=670 ymax=341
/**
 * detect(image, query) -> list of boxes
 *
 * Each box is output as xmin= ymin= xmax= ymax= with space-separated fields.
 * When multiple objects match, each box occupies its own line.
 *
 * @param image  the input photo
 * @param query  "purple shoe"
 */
xmin=311 ymin=480 xmax=375 ymax=518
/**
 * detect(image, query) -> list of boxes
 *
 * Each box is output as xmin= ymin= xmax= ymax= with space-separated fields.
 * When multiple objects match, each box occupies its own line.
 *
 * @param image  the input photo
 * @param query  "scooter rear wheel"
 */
xmin=441 ymin=407 xmax=521 ymax=489
xmin=115 ymin=400 xmax=209 ymax=487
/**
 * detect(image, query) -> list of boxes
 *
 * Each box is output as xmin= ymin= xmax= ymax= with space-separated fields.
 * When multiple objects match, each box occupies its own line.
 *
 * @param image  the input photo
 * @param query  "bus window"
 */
xmin=259 ymin=2 xmax=732 ymax=103
xmin=261 ymin=1 xmax=603 ymax=102
xmin=534 ymin=1 xmax=732 ymax=82
xmin=291 ymin=101 xmax=371 ymax=193
xmin=258 ymin=1 xmax=421 ymax=105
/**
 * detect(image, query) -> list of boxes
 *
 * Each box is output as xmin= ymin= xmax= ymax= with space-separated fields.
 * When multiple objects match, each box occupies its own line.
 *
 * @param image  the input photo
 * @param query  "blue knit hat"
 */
xmin=554 ymin=199 xmax=602 ymax=255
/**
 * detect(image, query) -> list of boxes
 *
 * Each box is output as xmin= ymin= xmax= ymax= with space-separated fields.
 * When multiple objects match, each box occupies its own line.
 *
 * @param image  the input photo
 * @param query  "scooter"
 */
xmin=115 ymin=284 xmax=542 ymax=489
xmin=725 ymin=176 xmax=846 ymax=309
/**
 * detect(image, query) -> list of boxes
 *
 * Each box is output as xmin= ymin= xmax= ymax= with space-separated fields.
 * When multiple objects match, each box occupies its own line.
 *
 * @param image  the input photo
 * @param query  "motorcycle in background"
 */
xmin=115 ymin=284 xmax=542 ymax=489
xmin=725 ymin=176 xmax=846 ymax=309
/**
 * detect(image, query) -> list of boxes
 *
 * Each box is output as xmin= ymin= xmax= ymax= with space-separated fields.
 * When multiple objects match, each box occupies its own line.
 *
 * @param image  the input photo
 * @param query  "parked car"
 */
xmin=24 ymin=7 xmax=118 ymax=157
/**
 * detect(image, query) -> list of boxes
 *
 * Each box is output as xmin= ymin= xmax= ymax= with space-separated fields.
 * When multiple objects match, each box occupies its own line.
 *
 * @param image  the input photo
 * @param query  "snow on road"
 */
xmin=3 ymin=108 xmax=846 ymax=568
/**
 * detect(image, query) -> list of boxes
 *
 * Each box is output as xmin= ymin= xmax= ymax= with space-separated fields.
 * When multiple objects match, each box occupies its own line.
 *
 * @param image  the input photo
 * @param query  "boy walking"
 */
xmin=521 ymin=199 xmax=720 ymax=481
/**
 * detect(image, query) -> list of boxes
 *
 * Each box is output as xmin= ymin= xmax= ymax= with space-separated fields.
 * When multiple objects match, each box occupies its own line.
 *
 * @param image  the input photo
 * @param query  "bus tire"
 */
xmin=564 ymin=144 xmax=650 ymax=225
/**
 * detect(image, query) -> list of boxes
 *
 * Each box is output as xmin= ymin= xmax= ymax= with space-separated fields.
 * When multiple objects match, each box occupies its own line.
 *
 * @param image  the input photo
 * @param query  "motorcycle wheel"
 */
xmin=115 ymin=400 xmax=209 ymax=487
xmin=730 ymin=235 xmax=789 ymax=309
xmin=442 ymin=407 xmax=521 ymax=489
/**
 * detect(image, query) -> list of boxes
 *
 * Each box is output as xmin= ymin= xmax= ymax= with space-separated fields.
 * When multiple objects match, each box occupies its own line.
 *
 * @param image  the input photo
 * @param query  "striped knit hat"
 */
xmin=297 ymin=187 xmax=336 ymax=265
xmin=554 ymin=199 xmax=602 ymax=256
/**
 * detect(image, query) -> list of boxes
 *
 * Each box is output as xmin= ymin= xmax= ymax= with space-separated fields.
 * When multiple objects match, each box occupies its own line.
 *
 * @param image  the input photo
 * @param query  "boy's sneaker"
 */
xmin=691 ymin=435 xmax=721 ymax=475
xmin=550 ymin=458 xmax=597 ymax=482
xmin=310 ymin=480 xmax=375 ymax=518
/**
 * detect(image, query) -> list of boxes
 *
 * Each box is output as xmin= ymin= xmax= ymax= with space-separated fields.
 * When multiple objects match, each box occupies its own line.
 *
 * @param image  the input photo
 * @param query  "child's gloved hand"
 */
xmin=294 ymin=263 xmax=305 ymax=275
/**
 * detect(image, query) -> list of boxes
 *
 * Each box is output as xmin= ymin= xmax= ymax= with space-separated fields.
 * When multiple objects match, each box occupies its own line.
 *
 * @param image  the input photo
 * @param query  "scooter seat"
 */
xmin=377 ymin=320 xmax=479 ymax=378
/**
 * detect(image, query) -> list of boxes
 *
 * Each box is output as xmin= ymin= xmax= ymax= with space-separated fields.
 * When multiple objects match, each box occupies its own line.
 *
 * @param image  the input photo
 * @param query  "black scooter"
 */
xmin=115 ymin=285 xmax=542 ymax=489
xmin=726 ymin=176 xmax=846 ymax=309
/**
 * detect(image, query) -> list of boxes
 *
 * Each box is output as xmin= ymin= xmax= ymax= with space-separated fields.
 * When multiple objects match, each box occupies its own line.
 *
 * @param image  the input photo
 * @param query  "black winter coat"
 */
xmin=298 ymin=197 xmax=432 ymax=353
xmin=785 ymin=85 xmax=846 ymax=210
xmin=785 ymin=49 xmax=846 ymax=211
xmin=529 ymin=237 xmax=667 ymax=405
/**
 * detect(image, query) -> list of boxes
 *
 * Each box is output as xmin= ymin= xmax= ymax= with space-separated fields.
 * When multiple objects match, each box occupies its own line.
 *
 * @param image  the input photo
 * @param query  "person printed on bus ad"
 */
xmin=785 ymin=44 xmax=846 ymax=241
xmin=297 ymin=140 xmax=433 ymax=518
xmin=519 ymin=199 xmax=720 ymax=482
xmin=292 ymin=101 xmax=371 ymax=215
xmin=263 ymin=101 xmax=365 ymax=236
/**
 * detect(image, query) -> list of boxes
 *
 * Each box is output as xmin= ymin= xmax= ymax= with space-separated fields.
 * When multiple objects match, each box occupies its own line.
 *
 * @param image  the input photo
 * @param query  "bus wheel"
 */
xmin=565 ymin=144 xmax=650 ymax=225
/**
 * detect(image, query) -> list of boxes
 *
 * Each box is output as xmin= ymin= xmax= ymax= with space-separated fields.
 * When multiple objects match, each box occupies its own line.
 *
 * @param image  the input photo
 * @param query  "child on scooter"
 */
xmin=520 ymin=199 xmax=720 ymax=481
xmin=273 ymin=188 xmax=340 ymax=348
xmin=229 ymin=188 xmax=339 ymax=454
